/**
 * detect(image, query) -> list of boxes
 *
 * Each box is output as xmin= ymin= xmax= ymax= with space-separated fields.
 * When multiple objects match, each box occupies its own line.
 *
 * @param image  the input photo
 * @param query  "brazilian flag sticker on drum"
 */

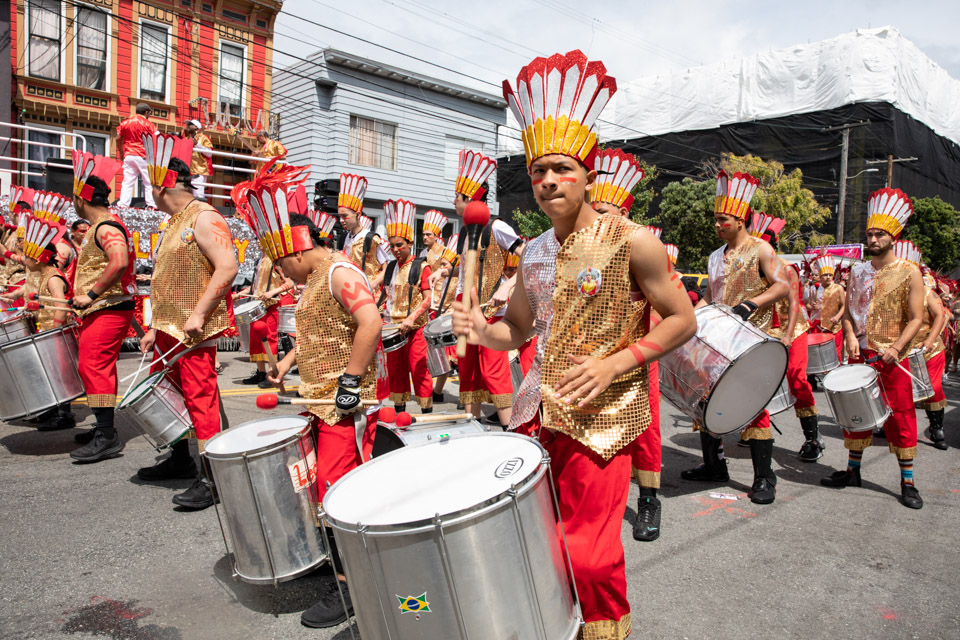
xmin=397 ymin=592 xmax=431 ymax=614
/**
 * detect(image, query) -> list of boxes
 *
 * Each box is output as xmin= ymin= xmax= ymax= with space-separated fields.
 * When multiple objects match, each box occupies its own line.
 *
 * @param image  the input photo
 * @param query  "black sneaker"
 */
xmin=74 ymin=429 xmax=95 ymax=445
xmin=37 ymin=412 xmax=76 ymax=432
xmin=820 ymin=468 xmax=862 ymax=488
xmin=257 ymin=377 xmax=274 ymax=389
xmin=241 ymin=371 xmax=266 ymax=385
xmin=633 ymin=496 xmax=661 ymax=542
xmin=680 ymin=461 xmax=729 ymax=482
xmin=798 ymin=439 xmax=824 ymax=462
xmin=750 ymin=477 xmax=776 ymax=505
xmin=70 ymin=430 xmax=123 ymax=463
xmin=172 ymin=478 xmax=217 ymax=510
xmin=456 ymin=403 xmax=465 ymax=411
xmin=138 ymin=456 xmax=198 ymax=481
xmin=432 ymin=391 xmax=445 ymax=403
xmin=930 ymin=426 xmax=947 ymax=450
xmin=900 ymin=483 xmax=923 ymax=509
xmin=301 ymin=578 xmax=353 ymax=628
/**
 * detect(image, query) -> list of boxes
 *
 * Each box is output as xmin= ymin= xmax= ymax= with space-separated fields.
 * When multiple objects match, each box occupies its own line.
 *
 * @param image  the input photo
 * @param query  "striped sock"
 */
xmin=847 ymin=451 xmax=863 ymax=472
xmin=899 ymin=458 xmax=914 ymax=486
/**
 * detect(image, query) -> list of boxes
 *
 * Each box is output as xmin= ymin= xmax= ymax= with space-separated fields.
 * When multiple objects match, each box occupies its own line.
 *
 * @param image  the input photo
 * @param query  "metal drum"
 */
xmin=371 ymin=415 xmax=489 ymax=458
xmin=765 ymin=374 xmax=797 ymax=415
xmin=807 ymin=332 xmax=840 ymax=375
xmin=278 ymin=306 xmax=296 ymax=335
xmin=118 ymin=371 xmax=192 ymax=450
xmin=0 ymin=310 xmax=35 ymax=345
xmin=205 ymin=416 xmax=327 ymax=586
xmin=510 ymin=350 xmax=523 ymax=393
xmin=423 ymin=315 xmax=455 ymax=377
xmin=0 ymin=325 xmax=84 ymax=420
xmin=324 ymin=433 xmax=581 ymax=640
xmin=822 ymin=364 xmax=890 ymax=432
xmin=382 ymin=324 xmax=407 ymax=353
xmin=235 ymin=300 xmax=266 ymax=326
xmin=659 ymin=304 xmax=788 ymax=436
xmin=237 ymin=321 xmax=251 ymax=353
xmin=908 ymin=348 xmax=934 ymax=401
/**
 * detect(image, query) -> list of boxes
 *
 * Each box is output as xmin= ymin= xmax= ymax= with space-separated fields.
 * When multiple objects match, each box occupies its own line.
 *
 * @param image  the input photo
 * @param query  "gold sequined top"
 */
xmin=423 ymin=242 xmax=446 ymax=307
xmin=819 ymin=282 xmax=845 ymax=333
xmin=460 ymin=237 xmax=510 ymax=320
xmin=253 ymin=256 xmax=284 ymax=309
xmin=386 ymin=258 xmax=429 ymax=328
xmin=151 ymin=200 xmax=231 ymax=344
xmin=707 ymin=235 xmax=775 ymax=335
xmin=918 ymin=285 xmax=946 ymax=360
xmin=74 ymin=214 xmax=136 ymax=317
xmin=347 ymin=233 xmax=383 ymax=282
xmin=35 ymin=266 xmax=69 ymax=332
xmin=190 ymin=132 xmax=213 ymax=176
xmin=768 ymin=260 xmax=809 ymax=340
xmin=296 ymin=254 xmax=379 ymax=423
xmin=433 ymin=276 xmax=458 ymax=311
xmin=865 ymin=259 xmax=917 ymax=353
xmin=511 ymin=214 xmax=650 ymax=460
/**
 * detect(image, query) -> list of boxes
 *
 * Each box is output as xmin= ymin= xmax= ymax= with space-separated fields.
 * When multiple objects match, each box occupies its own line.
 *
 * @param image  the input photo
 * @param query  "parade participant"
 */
xmin=117 ymin=103 xmax=158 ymax=208
xmin=683 ymin=173 xmax=789 ymax=505
xmin=420 ymin=209 xmax=447 ymax=308
xmin=915 ymin=262 xmax=948 ymax=450
xmin=429 ymin=233 xmax=460 ymax=401
xmin=64 ymin=219 xmax=90 ymax=287
xmin=589 ymin=147 xmax=644 ymax=218
xmin=822 ymin=188 xmax=925 ymax=509
xmin=805 ymin=270 xmax=822 ymax=327
xmin=454 ymin=50 xmax=696 ymax=639
xmin=383 ymin=200 xmax=434 ymax=412
xmin=240 ymin=254 xmax=295 ymax=387
xmin=816 ymin=255 xmax=846 ymax=361
xmin=255 ymin=130 xmax=287 ymax=162
xmin=338 ymin=174 xmax=386 ymax=288
xmin=452 ymin=149 xmax=522 ymax=426
xmin=68 ymin=153 xmax=138 ymax=462
xmin=183 ymin=120 xmax=213 ymax=199
xmin=136 ymin=133 xmax=238 ymax=510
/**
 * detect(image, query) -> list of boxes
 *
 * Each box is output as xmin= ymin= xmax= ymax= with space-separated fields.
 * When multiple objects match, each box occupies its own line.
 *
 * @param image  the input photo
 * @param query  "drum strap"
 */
xmin=405 ymin=257 xmax=426 ymax=318
xmin=354 ymin=412 xmax=367 ymax=463
xmin=165 ymin=338 xmax=218 ymax=368
xmin=437 ymin=270 xmax=454 ymax=314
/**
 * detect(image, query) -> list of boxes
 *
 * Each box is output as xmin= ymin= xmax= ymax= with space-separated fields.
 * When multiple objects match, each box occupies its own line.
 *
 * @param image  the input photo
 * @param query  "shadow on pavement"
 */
xmin=212 ymin=553 xmax=331 ymax=615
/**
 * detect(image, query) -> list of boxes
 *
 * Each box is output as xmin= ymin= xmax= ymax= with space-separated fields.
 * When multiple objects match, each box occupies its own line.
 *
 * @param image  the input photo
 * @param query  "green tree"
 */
xmin=627 ymin=161 xmax=659 ymax=225
xmin=511 ymin=207 xmax=552 ymax=238
xmin=901 ymin=196 xmax=960 ymax=272
xmin=657 ymin=177 xmax=718 ymax=272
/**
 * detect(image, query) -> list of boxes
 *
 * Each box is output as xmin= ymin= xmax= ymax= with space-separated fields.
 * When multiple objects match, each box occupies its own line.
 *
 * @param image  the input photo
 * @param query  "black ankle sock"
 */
xmin=91 ymin=408 xmax=116 ymax=438
xmin=639 ymin=487 xmax=657 ymax=499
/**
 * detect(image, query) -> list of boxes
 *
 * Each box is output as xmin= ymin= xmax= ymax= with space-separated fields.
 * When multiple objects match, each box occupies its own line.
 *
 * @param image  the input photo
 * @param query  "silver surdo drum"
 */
xmin=765 ymin=374 xmax=797 ymax=415
xmin=118 ymin=371 xmax=191 ymax=450
xmin=0 ymin=310 xmax=35 ymax=345
xmin=205 ymin=416 xmax=327 ymax=585
xmin=278 ymin=306 xmax=296 ymax=335
xmin=659 ymin=304 xmax=788 ymax=436
xmin=822 ymin=364 xmax=890 ymax=432
xmin=324 ymin=433 xmax=581 ymax=640
xmin=907 ymin=348 xmax=933 ymax=401
xmin=0 ymin=325 xmax=84 ymax=420
xmin=382 ymin=323 xmax=407 ymax=353
xmin=234 ymin=300 xmax=266 ymax=326
xmin=807 ymin=332 xmax=840 ymax=375
xmin=370 ymin=415 xmax=489 ymax=458
xmin=423 ymin=315 xmax=456 ymax=377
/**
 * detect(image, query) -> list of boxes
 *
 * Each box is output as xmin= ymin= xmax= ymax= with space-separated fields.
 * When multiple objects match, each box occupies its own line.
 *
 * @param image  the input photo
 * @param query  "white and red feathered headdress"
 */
xmin=233 ymin=160 xmax=312 ymax=260
xmin=893 ymin=239 xmax=921 ymax=265
xmin=814 ymin=254 xmax=837 ymax=275
xmin=9 ymin=185 xmax=37 ymax=214
xmin=384 ymin=199 xmax=416 ymax=242
xmin=664 ymin=243 xmax=679 ymax=266
xmin=455 ymin=150 xmax=497 ymax=201
xmin=748 ymin=212 xmax=786 ymax=244
xmin=423 ymin=210 xmax=448 ymax=237
xmin=505 ymin=252 xmax=520 ymax=268
xmin=592 ymin=148 xmax=644 ymax=210
xmin=867 ymin=188 xmax=913 ymax=238
xmin=357 ymin=214 xmax=373 ymax=235
xmin=338 ymin=173 xmax=368 ymax=213
xmin=143 ymin=132 xmax=195 ymax=188
xmin=644 ymin=226 xmax=662 ymax=239
xmin=73 ymin=152 xmax=122 ymax=201
xmin=21 ymin=214 xmax=66 ymax=263
xmin=441 ymin=232 xmax=460 ymax=266
xmin=316 ymin=213 xmax=337 ymax=240
xmin=714 ymin=171 xmax=760 ymax=221
xmin=31 ymin=191 xmax=71 ymax=224
xmin=503 ymin=50 xmax=616 ymax=170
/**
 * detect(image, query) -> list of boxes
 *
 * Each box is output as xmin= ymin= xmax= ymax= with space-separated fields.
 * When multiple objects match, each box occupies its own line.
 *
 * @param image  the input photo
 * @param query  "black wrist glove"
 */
xmin=335 ymin=374 xmax=362 ymax=416
xmin=731 ymin=300 xmax=758 ymax=321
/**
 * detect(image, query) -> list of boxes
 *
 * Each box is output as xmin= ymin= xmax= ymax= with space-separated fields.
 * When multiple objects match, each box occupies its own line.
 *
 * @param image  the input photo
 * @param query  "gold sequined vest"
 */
xmin=866 ymin=259 xmax=916 ymax=352
xmin=473 ymin=234 xmax=509 ymax=319
xmin=348 ymin=233 xmax=383 ymax=282
xmin=769 ymin=262 xmax=809 ymax=340
xmin=918 ymin=285 xmax=946 ymax=360
xmin=36 ymin=266 xmax=69 ymax=332
xmin=708 ymin=236 xmax=775 ymax=335
xmin=387 ymin=258 xmax=428 ymax=328
xmin=296 ymin=254 xmax=379 ymax=423
xmin=74 ymin=215 xmax=134 ymax=317
xmin=151 ymin=200 xmax=230 ymax=343
xmin=253 ymin=256 xmax=284 ymax=309
xmin=819 ymin=283 xmax=845 ymax=333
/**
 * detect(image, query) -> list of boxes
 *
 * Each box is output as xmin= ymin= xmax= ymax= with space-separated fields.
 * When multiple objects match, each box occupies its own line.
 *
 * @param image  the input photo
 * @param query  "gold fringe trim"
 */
xmin=416 ymin=396 xmax=433 ymax=410
xmin=389 ymin=392 xmax=411 ymax=404
xmin=917 ymin=399 xmax=947 ymax=411
xmin=86 ymin=394 xmax=117 ymax=408
xmin=579 ymin=613 xmax=632 ymax=640
xmin=196 ymin=438 xmax=208 ymax=454
xmin=742 ymin=426 xmax=772 ymax=441
xmin=490 ymin=392 xmax=513 ymax=410
xmin=459 ymin=390 xmax=490 ymax=405
xmin=633 ymin=468 xmax=660 ymax=489
xmin=794 ymin=405 xmax=818 ymax=418
xmin=844 ymin=435 xmax=873 ymax=452
xmin=249 ymin=354 xmax=269 ymax=363
xmin=888 ymin=443 xmax=917 ymax=460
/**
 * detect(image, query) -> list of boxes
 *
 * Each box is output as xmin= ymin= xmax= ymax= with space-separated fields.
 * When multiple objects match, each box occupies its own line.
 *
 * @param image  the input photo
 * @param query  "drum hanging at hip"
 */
xmin=234 ymin=300 xmax=267 ymax=326
xmin=204 ymin=416 xmax=327 ymax=586
xmin=822 ymin=364 xmax=890 ymax=432
xmin=324 ymin=433 xmax=581 ymax=640
xmin=0 ymin=310 xmax=35 ymax=346
xmin=0 ymin=324 xmax=84 ymax=420
xmin=370 ymin=415 xmax=489 ymax=458
xmin=807 ymin=332 xmax=840 ymax=375
xmin=659 ymin=304 xmax=788 ymax=436
xmin=277 ymin=306 xmax=296 ymax=335
xmin=907 ymin=348 xmax=933 ymax=401
xmin=423 ymin=315 xmax=455 ymax=377
xmin=765 ymin=374 xmax=797 ymax=415
xmin=118 ymin=370 xmax=191 ymax=450
xmin=382 ymin=324 xmax=407 ymax=353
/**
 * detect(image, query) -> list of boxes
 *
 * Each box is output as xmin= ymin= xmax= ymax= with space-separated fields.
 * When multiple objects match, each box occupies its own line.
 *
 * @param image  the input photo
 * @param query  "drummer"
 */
xmin=429 ymin=233 xmax=460 ymax=402
xmin=420 ymin=209 xmax=447 ymax=318
xmin=68 ymin=153 xmax=139 ymax=463
xmin=382 ymin=199 xmax=434 ymax=413
xmin=683 ymin=173 xmax=789 ymax=505
xmin=822 ymin=188 xmax=925 ymax=509
xmin=916 ymin=264 xmax=948 ymax=450
xmin=239 ymin=251 xmax=295 ymax=388
xmin=815 ymin=255 xmax=846 ymax=361
xmin=137 ymin=133 xmax=238 ymax=510
xmin=338 ymin=173 xmax=386 ymax=290
xmin=455 ymin=49 xmax=696 ymax=639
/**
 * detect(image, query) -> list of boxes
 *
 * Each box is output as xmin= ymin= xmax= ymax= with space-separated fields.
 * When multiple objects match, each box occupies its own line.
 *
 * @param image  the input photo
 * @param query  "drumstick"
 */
xmin=27 ymin=293 xmax=70 ymax=305
xmin=865 ymin=354 xmax=926 ymax=386
xmin=255 ymin=394 xmax=378 ymax=409
xmin=23 ymin=302 xmax=74 ymax=313
xmin=457 ymin=202 xmax=491 ymax=358
xmin=261 ymin=339 xmax=286 ymax=395
xmin=401 ymin=411 xmax=475 ymax=424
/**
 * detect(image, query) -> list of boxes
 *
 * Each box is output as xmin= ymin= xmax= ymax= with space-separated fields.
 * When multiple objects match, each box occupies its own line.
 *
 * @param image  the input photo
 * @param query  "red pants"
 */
xmin=631 ymin=361 xmax=661 ymax=488
xmin=787 ymin=332 xmax=817 ymax=417
xmin=386 ymin=326 xmax=433 ymax=409
xmin=844 ymin=350 xmax=917 ymax=459
xmin=150 ymin=330 xmax=222 ymax=447
xmin=78 ymin=308 xmax=135 ymax=408
xmin=459 ymin=317 xmax=513 ymax=410
xmin=518 ymin=336 xmax=537 ymax=375
xmin=742 ymin=409 xmax=772 ymax=441
xmin=249 ymin=304 xmax=278 ymax=363
xmin=307 ymin=410 xmax=379 ymax=504
xmin=918 ymin=350 xmax=946 ymax=411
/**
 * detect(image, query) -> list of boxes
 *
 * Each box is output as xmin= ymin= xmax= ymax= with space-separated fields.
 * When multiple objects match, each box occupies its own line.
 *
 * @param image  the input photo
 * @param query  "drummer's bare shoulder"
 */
xmin=627 ymin=229 xmax=696 ymax=341
xmin=330 ymin=263 xmax=376 ymax=317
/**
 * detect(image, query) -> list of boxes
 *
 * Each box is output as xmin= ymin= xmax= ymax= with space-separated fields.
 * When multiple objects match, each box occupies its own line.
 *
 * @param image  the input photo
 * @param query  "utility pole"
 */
xmin=822 ymin=121 xmax=870 ymax=244
xmin=866 ymin=156 xmax=918 ymax=188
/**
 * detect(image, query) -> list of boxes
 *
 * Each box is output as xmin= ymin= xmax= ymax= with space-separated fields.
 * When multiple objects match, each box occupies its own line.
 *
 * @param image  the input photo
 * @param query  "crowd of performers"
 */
xmin=0 ymin=49 xmax=958 ymax=640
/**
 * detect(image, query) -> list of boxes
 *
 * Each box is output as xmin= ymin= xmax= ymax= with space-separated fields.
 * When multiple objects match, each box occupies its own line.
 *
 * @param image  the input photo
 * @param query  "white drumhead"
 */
xmin=324 ymin=433 xmax=543 ymax=526
xmin=427 ymin=314 xmax=453 ymax=334
xmin=120 ymin=371 xmax=166 ymax=407
xmin=704 ymin=340 xmax=788 ymax=432
xmin=823 ymin=364 xmax=877 ymax=392
xmin=205 ymin=416 xmax=309 ymax=456
xmin=234 ymin=300 xmax=262 ymax=315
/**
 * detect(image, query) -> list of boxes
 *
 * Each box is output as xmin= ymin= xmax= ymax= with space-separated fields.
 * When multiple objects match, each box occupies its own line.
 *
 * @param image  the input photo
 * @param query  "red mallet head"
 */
xmin=463 ymin=201 xmax=491 ymax=227
xmin=378 ymin=406 xmax=396 ymax=423
xmin=256 ymin=394 xmax=279 ymax=410
xmin=395 ymin=411 xmax=412 ymax=428
xmin=26 ymin=301 xmax=40 ymax=312
xmin=27 ymin=293 xmax=38 ymax=301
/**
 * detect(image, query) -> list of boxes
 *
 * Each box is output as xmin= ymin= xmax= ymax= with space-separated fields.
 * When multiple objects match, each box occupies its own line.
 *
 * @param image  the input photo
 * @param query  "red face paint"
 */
xmin=531 ymin=179 xmax=543 ymax=185
xmin=559 ymin=177 xmax=578 ymax=183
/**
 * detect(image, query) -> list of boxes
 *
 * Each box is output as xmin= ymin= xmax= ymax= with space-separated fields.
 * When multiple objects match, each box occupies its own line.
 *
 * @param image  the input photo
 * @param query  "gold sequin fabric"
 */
xmin=846 ymin=262 xmax=874 ymax=338
xmin=769 ymin=258 xmax=809 ymax=340
xmin=579 ymin=613 xmax=631 ymax=640
xmin=295 ymin=254 xmax=379 ymax=423
xmin=253 ymin=256 xmax=284 ymax=309
xmin=460 ymin=238 xmax=509 ymax=319
xmin=151 ymin=200 xmax=230 ymax=344
xmin=865 ymin=259 xmax=917 ymax=352
xmin=707 ymin=236 xmax=775 ymax=335
xmin=918 ymin=283 xmax=946 ymax=360
xmin=433 ymin=276 xmax=457 ymax=311
xmin=524 ymin=215 xmax=650 ymax=461
xmin=348 ymin=233 xmax=384 ymax=282
xmin=820 ymin=283 xmax=845 ymax=333
xmin=386 ymin=259 xmax=428 ymax=328
xmin=35 ymin=266 xmax=68 ymax=331
xmin=74 ymin=215 xmax=134 ymax=317
xmin=190 ymin=132 xmax=212 ymax=176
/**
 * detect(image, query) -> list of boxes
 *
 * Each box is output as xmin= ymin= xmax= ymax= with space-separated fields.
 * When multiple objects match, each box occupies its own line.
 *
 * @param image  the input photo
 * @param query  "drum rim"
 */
xmin=0 ymin=322 xmax=78 ymax=347
xmin=701 ymin=339 xmax=788 ymax=435
xmin=204 ymin=416 xmax=311 ymax=459
xmin=118 ymin=370 xmax=168 ymax=408
xmin=233 ymin=554 xmax=330 ymax=586
xmin=0 ymin=324 xmax=83 ymax=420
xmin=822 ymin=364 xmax=878 ymax=393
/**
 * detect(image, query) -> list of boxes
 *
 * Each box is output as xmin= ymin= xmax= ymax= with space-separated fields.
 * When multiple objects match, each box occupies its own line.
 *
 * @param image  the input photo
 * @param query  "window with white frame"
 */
xmin=349 ymin=116 xmax=398 ymax=171
xmin=26 ymin=128 xmax=64 ymax=190
xmin=218 ymin=43 xmax=245 ymax=118
xmin=443 ymin=136 xmax=484 ymax=181
xmin=29 ymin=0 xmax=62 ymax=81
xmin=139 ymin=22 xmax=168 ymax=102
xmin=73 ymin=132 xmax=108 ymax=157
xmin=75 ymin=6 xmax=108 ymax=90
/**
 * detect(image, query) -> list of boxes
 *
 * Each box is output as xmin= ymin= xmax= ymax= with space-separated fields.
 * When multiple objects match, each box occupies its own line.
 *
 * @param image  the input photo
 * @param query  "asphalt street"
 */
xmin=1 ymin=350 xmax=958 ymax=640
